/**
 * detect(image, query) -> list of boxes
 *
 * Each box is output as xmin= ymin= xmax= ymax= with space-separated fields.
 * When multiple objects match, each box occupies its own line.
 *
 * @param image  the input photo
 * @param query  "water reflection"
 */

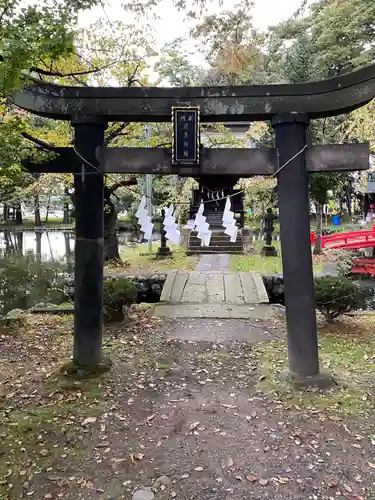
xmin=0 ymin=230 xmax=161 ymax=263
xmin=0 ymin=231 xmax=74 ymax=262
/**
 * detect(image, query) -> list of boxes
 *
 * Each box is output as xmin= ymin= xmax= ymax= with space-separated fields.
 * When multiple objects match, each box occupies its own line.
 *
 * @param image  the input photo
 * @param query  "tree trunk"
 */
xmin=63 ymin=187 xmax=70 ymax=224
xmin=313 ymin=202 xmax=323 ymax=255
xmin=15 ymin=204 xmax=22 ymax=224
xmin=34 ymin=195 xmax=41 ymax=226
xmin=45 ymin=195 xmax=51 ymax=221
xmin=64 ymin=232 xmax=74 ymax=271
xmin=35 ymin=232 xmax=42 ymax=263
xmin=15 ymin=232 xmax=23 ymax=254
xmin=3 ymin=204 xmax=8 ymax=222
xmin=4 ymin=232 xmax=13 ymax=254
xmin=346 ymin=191 xmax=352 ymax=216
xmin=104 ymin=198 xmax=119 ymax=261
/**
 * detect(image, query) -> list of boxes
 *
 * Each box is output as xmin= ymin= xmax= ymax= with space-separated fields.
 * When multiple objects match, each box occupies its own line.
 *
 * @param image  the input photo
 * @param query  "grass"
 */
xmin=0 ymin=217 xmax=73 ymax=229
xmin=254 ymin=314 xmax=375 ymax=416
xmin=105 ymin=243 xmax=199 ymax=274
xmin=106 ymin=240 xmax=326 ymax=276
xmin=230 ymin=241 xmax=325 ymax=275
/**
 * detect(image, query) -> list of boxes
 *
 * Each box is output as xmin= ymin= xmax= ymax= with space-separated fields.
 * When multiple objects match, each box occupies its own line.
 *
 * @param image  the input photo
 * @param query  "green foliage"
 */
xmin=325 ymin=249 xmax=358 ymax=277
xmin=0 ymin=0 xmax=99 ymax=96
xmin=281 ymin=31 xmax=315 ymax=83
xmin=0 ymin=253 xmax=68 ymax=314
xmin=103 ymin=278 xmax=137 ymax=322
xmin=270 ymin=0 xmax=375 ymax=78
xmin=2 ymin=308 xmax=26 ymax=328
xmin=155 ymin=39 xmax=205 ymax=86
xmin=314 ymin=275 xmax=362 ymax=322
xmin=242 ymin=177 xmax=277 ymax=217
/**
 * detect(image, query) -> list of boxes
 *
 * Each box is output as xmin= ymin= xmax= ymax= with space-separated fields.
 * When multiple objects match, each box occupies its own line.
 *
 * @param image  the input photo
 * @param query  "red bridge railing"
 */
xmin=310 ymin=225 xmax=375 ymax=250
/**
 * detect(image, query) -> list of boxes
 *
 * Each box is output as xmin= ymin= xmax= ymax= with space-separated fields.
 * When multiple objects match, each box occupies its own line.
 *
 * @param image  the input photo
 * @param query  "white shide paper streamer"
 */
xmin=136 ymin=196 xmax=153 ymax=242
xmin=163 ymin=205 xmax=180 ymax=245
xmin=222 ymin=196 xmax=238 ymax=243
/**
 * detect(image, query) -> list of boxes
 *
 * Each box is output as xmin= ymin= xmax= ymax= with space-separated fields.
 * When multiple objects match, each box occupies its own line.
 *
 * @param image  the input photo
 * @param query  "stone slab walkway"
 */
xmin=195 ymin=253 xmax=230 ymax=272
xmin=161 ymin=317 xmax=283 ymax=343
xmin=160 ymin=270 xmax=268 ymax=305
xmin=155 ymin=269 xmax=271 ymax=319
xmin=154 ymin=302 xmax=282 ymax=319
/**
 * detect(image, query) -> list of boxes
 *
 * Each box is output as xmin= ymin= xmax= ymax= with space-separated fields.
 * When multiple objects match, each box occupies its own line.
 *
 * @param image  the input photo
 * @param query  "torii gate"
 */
xmin=15 ymin=63 xmax=375 ymax=384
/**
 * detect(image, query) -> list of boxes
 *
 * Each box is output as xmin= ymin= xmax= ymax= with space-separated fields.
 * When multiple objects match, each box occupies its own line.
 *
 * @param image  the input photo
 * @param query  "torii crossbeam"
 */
xmin=16 ymin=64 xmax=375 ymax=385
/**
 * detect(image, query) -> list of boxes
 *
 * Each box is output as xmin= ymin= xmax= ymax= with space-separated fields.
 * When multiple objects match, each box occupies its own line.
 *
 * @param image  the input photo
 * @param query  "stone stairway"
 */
xmin=187 ymin=229 xmax=244 ymax=254
xmin=204 ymin=210 xmax=225 ymax=228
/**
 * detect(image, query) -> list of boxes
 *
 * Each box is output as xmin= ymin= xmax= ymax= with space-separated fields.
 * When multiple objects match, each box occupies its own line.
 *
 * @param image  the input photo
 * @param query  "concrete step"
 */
xmin=189 ymin=235 xmax=243 ymax=240
xmin=189 ymin=242 xmax=243 ymax=249
xmin=189 ymin=231 xmax=242 ymax=237
xmin=187 ymin=247 xmax=244 ymax=254
xmin=189 ymin=235 xmax=242 ymax=243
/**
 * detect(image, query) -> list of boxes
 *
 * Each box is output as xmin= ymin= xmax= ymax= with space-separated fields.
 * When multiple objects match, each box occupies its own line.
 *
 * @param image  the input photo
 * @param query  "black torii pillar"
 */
xmin=72 ymin=117 xmax=107 ymax=367
xmin=272 ymin=113 xmax=320 ymax=381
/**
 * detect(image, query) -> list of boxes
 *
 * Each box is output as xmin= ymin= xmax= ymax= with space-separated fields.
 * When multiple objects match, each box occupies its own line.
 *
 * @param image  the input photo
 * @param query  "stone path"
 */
xmin=195 ymin=253 xmax=230 ymax=272
xmin=161 ymin=317 xmax=283 ymax=343
xmin=160 ymin=270 xmax=268 ymax=304
xmin=154 ymin=269 xmax=271 ymax=319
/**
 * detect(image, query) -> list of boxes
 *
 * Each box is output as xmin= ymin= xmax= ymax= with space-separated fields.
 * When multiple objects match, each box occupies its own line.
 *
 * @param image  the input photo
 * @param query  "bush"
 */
xmin=0 ymin=254 xmax=69 ymax=315
xmin=103 ymin=278 xmax=137 ymax=322
xmin=325 ymin=249 xmax=358 ymax=277
xmin=314 ymin=276 xmax=363 ymax=322
xmin=1 ymin=308 xmax=26 ymax=328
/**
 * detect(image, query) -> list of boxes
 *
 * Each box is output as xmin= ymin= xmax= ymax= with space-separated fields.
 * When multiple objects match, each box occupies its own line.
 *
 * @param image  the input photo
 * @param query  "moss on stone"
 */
xmin=59 ymin=356 xmax=112 ymax=379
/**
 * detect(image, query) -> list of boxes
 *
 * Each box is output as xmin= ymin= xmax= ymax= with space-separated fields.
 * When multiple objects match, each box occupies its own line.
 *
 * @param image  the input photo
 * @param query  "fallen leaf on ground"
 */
xmin=189 ymin=421 xmax=200 ymax=431
xmin=82 ymin=417 xmax=97 ymax=426
xmin=326 ymin=478 xmax=338 ymax=488
xmin=112 ymin=458 xmax=128 ymax=463
xmin=246 ymin=475 xmax=259 ymax=483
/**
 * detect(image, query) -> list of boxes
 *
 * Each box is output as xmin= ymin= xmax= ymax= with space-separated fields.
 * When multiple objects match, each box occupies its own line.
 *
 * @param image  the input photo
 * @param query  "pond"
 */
xmin=0 ymin=230 xmax=162 ymax=262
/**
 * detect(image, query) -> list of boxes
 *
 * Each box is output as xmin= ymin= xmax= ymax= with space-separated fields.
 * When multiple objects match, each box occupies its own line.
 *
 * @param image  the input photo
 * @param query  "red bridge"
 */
xmin=310 ymin=226 xmax=375 ymax=276
xmin=310 ymin=226 xmax=375 ymax=250
xmin=351 ymin=258 xmax=375 ymax=276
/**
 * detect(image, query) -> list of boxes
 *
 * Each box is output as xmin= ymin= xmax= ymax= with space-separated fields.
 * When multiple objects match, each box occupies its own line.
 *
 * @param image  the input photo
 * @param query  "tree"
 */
xmin=155 ymin=39 xmax=206 ymax=86
xmin=9 ymin=16 xmax=160 ymax=257
xmin=0 ymin=0 xmax=103 ymax=194
xmin=191 ymin=7 xmax=280 ymax=85
xmin=269 ymin=0 xmax=375 ymax=78
xmin=262 ymin=10 xmax=375 ymax=253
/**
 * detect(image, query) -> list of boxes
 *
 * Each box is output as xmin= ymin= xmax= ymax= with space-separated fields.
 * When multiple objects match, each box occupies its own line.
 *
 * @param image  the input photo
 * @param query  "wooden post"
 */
xmin=272 ymin=113 xmax=320 ymax=380
xmin=72 ymin=117 xmax=107 ymax=367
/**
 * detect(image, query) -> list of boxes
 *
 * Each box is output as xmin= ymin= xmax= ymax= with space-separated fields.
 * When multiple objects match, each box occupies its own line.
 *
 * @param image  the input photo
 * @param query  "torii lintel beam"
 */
xmin=24 ymin=143 xmax=369 ymax=176
xmin=14 ymin=64 xmax=375 ymax=122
